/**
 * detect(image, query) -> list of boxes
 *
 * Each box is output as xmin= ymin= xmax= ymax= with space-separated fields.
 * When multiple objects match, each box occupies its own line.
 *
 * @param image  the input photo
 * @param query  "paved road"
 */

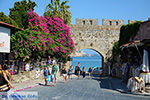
xmin=23 ymin=76 xmax=150 ymax=100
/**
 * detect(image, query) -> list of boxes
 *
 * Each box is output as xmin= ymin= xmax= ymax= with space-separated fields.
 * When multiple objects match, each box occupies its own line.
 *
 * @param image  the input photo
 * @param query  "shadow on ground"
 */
xmin=92 ymin=74 xmax=129 ymax=94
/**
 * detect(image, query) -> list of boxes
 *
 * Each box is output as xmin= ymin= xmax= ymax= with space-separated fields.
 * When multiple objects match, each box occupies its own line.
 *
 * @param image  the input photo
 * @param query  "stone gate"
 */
xmin=70 ymin=18 xmax=124 ymax=66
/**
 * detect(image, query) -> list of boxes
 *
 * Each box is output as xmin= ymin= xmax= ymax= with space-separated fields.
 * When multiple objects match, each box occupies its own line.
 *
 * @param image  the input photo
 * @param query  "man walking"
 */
xmin=52 ymin=61 xmax=59 ymax=86
xmin=88 ymin=67 xmax=93 ymax=78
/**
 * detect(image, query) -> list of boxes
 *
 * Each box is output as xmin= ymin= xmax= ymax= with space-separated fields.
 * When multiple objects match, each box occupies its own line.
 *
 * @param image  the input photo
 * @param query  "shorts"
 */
xmin=63 ymin=74 xmax=67 ymax=77
xmin=52 ymin=74 xmax=57 ymax=79
xmin=89 ymin=73 xmax=92 ymax=76
xmin=44 ymin=75 xmax=48 ymax=79
xmin=77 ymin=71 xmax=80 ymax=75
xmin=68 ymin=72 xmax=72 ymax=75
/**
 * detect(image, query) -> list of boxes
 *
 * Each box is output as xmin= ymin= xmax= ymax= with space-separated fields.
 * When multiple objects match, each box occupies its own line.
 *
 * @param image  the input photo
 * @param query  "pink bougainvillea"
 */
xmin=28 ymin=11 xmax=75 ymax=55
xmin=11 ymin=10 xmax=75 ymax=61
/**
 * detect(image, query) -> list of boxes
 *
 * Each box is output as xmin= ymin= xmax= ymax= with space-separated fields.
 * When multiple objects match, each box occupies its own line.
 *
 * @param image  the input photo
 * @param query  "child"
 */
xmin=43 ymin=67 xmax=50 ymax=85
xmin=68 ymin=65 xmax=73 ymax=79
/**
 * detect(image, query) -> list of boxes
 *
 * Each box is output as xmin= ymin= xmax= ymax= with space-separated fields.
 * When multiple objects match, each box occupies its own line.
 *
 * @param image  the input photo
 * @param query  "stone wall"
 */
xmin=11 ymin=69 xmax=62 ymax=83
xmin=70 ymin=18 xmax=125 ymax=75
xmin=76 ymin=18 xmax=98 ymax=26
xmin=102 ymin=19 xmax=124 ymax=26
xmin=11 ymin=70 xmax=43 ymax=83
xmin=70 ymin=18 xmax=124 ymax=61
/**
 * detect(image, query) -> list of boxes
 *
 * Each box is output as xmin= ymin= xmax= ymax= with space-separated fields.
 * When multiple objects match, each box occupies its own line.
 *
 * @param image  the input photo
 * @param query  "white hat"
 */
xmin=52 ymin=60 xmax=56 ymax=64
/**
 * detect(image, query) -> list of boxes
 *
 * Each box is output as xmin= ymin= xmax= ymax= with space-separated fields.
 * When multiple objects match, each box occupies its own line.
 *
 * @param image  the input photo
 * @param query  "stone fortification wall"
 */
xmin=70 ymin=18 xmax=124 ymax=59
xmin=102 ymin=19 xmax=124 ymax=26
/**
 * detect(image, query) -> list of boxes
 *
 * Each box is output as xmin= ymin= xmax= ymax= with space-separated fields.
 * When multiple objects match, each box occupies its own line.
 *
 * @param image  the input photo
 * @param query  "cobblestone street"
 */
xmin=22 ymin=75 xmax=150 ymax=100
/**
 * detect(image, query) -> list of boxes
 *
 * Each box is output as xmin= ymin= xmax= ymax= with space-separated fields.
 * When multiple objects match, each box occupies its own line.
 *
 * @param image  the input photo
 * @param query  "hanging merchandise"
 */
xmin=124 ymin=63 xmax=130 ymax=81
xmin=141 ymin=49 xmax=149 ymax=72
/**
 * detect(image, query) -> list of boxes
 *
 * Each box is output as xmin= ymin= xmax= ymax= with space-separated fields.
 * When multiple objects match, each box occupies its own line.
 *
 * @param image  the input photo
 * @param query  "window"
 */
xmin=116 ymin=21 xmax=118 ymax=25
xmin=83 ymin=21 xmax=85 ymax=25
xmin=90 ymin=20 xmax=92 ymax=25
xmin=90 ymin=43 xmax=93 ymax=47
xmin=109 ymin=21 xmax=112 ymax=26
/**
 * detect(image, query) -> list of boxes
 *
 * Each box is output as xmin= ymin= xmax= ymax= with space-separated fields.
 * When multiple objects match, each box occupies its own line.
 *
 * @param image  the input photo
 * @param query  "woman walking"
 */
xmin=68 ymin=65 xmax=73 ymax=79
xmin=52 ymin=61 xmax=59 ymax=86
xmin=77 ymin=66 xmax=81 ymax=79
xmin=62 ymin=66 xmax=68 ymax=83
xmin=82 ymin=67 xmax=86 ymax=78
xmin=0 ymin=64 xmax=14 ymax=92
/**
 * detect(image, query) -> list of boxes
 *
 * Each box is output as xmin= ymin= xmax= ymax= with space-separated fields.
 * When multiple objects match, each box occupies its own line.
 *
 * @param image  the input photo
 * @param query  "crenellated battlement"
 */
xmin=71 ymin=18 xmax=125 ymax=30
xmin=70 ymin=18 xmax=142 ymax=62
xmin=102 ymin=19 xmax=124 ymax=26
xmin=75 ymin=18 xmax=99 ymax=26
xmin=72 ymin=18 xmax=124 ymax=26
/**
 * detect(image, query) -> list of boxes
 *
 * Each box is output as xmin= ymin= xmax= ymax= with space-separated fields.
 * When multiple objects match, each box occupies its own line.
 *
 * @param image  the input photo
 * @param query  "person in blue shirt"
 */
xmin=43 ymin=67 xmax=50 ymax=85
xmin=68 ymin=65 xmax=73 ymax=79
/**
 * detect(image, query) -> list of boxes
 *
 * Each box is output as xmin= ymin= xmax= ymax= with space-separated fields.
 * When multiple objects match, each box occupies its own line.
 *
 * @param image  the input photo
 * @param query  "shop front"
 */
xmin=0 ymin=22 xmax=11 ymax=64
xmin=120 ymin=39 xmax=150 ymax=92
xmin=0 ymin=21 xmax=23 ymax=74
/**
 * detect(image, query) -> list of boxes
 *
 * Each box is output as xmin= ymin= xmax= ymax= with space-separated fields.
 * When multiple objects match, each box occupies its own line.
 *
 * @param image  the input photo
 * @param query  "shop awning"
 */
xmin=120 ymin=40 xmax=144 ymax=50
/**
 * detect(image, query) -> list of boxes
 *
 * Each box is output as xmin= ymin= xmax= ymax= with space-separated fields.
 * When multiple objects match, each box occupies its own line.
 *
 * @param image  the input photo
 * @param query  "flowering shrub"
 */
xmin=11 ymin=11 xmax=75 ymax=61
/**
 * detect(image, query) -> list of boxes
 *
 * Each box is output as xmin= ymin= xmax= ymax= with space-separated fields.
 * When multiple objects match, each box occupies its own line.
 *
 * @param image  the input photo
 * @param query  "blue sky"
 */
xmin=0 ymin=0 xmax=149 ymax=55
xmin=0 ymin=0 xmax=150 ymax=25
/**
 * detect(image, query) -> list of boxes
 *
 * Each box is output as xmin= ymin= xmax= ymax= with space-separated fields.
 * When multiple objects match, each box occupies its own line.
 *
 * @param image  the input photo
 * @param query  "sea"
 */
xmin=71 ymin=55 xmax=102 ymax=71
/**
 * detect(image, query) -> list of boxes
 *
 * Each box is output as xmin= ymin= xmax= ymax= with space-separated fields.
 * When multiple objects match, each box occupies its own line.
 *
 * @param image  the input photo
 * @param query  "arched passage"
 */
xmin=85 ymin=48 xmax=104 ymax=68
xmin=71 ymin=48 xmax=104 ymax=71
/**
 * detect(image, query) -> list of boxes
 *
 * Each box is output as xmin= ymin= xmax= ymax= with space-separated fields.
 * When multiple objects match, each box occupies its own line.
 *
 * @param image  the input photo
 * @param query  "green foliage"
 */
xmin=9 ymin=0 xmax=36 ymax=29
xmin=11 ymin=28 xmax=48 ymax=61
xmin=44 ymin=0 xmax=72 ymax=25
xmin=39 ymin=65 xmax=44 ymax=69
xmin=0 ymin=12 xmax=18 ymax=27
xmin=112 ymin=41 xmax=119 ymax=55
xmin=119 ymin=21 xmax=141 ymax=46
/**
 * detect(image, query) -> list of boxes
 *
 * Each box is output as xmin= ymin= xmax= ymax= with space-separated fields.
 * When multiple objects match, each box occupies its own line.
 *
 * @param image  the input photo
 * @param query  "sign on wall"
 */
xmin=0 ymin=26 xmax=10 ymax=53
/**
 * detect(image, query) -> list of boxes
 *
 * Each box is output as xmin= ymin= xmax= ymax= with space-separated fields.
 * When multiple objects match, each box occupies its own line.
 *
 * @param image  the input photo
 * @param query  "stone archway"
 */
xmin=78 ymin=48 xmax=104 ymax=68
xmin=70 ymin=18 xmax=123 ymax=74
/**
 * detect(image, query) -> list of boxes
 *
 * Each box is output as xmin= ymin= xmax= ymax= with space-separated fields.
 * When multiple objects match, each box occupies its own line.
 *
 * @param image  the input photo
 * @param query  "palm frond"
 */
xmin=61 ymin=1 xmax=68 ymax=6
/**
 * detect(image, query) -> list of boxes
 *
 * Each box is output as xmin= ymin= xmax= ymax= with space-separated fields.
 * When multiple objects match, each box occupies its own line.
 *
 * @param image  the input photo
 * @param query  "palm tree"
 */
xmin=44 ymin=0 xmax=72 ymax=25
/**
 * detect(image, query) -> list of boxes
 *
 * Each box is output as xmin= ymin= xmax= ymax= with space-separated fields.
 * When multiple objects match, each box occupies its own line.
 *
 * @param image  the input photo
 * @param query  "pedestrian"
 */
xmin=62 ymin=66 xmax=68 ymax=83
xmin=78 ymin=62 xmax=80 ymax=67
xmin=25 ymin=61 xmax=30 ymax=71
xmin=47 ymin=56 xmax=51 ymax=64
xmin=99 ymin=67 xmax=103 ymax=79
xmin=75 ymin=66 xmax=78 ymax=75
xmin=51 ymin=61 xmax=59 ymax=86
xmin=77 ymin=66 xmax=81 ymax=79
xmin=0 ymin=64 xmax=14 ymax=92
xmin=88 ymin=67 xmax=93 ymax=78
xmin=82 ymin=67 xmax=86 ymax=78
xmin=68 ymin=65 xmax=73 ymax=79
xmin=43 ymin=66 xmax=50 ymax=85
xmin=111 ymin=67 xmax=116 ymax=77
